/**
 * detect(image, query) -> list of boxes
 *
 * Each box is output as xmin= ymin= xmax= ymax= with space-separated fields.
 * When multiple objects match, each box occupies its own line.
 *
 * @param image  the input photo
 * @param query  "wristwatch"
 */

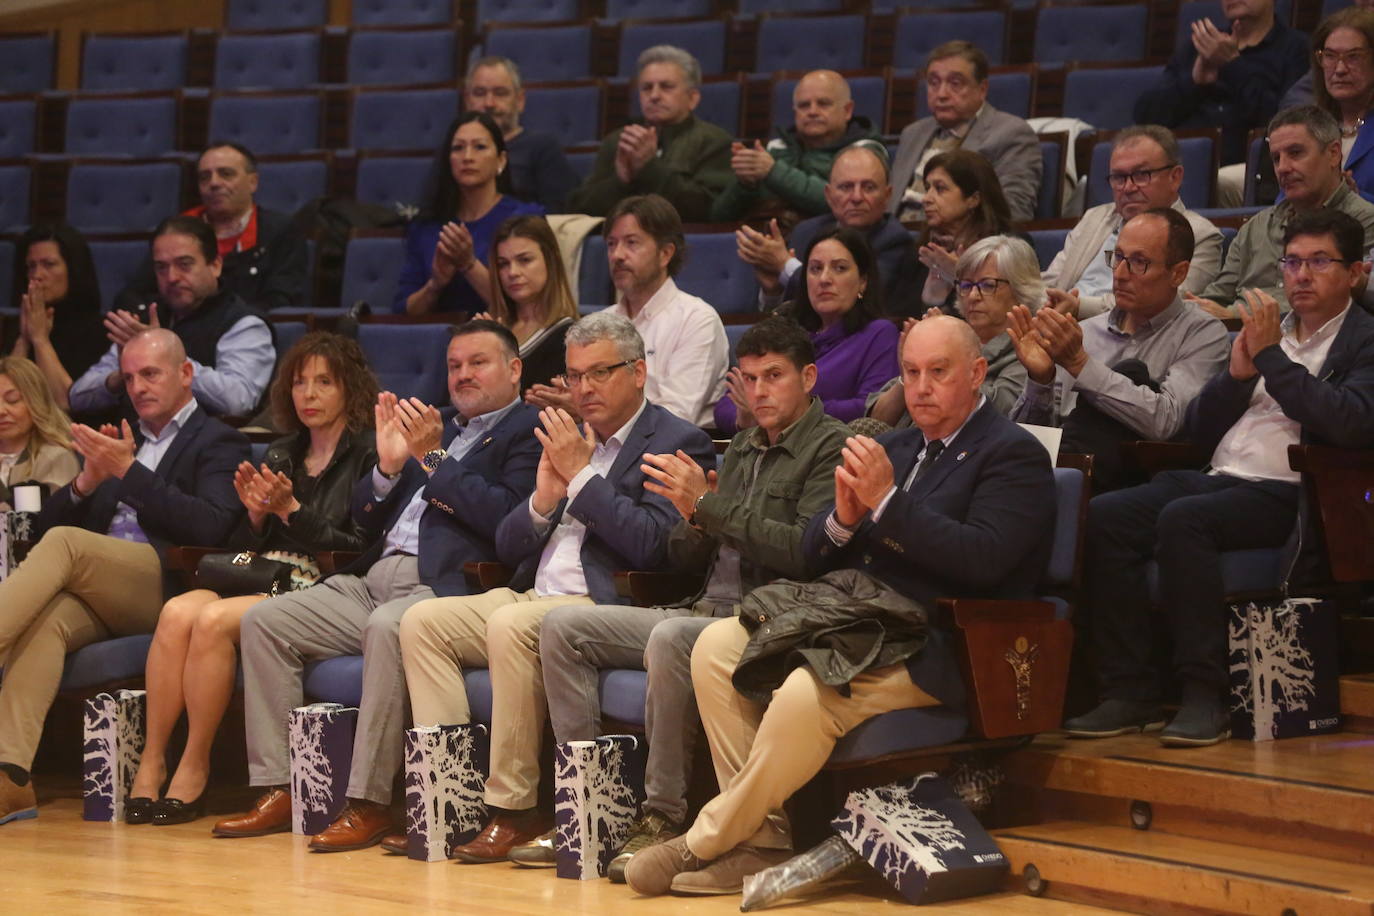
xmin=422 ymin=448 xmax=447 ymax=472
xmin=688 ymin=492 xmax=708 ymax=528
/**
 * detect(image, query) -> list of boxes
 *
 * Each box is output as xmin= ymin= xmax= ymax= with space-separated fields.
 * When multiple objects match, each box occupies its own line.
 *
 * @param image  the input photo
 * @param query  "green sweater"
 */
xmin=566 ymin=114 xmax=732 ymax=222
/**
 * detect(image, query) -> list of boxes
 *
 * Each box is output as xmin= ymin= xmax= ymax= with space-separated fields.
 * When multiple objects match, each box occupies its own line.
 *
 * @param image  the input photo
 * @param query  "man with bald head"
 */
xmin=712 ymin=70 xmax=882 ymax=222
xmin=739 ymin=141 xmax=917 ymax=311
xmin=626 ymin=316 xmax=1056 ymax=897
xmin=0 ymin=328 xmax=248 ymax=825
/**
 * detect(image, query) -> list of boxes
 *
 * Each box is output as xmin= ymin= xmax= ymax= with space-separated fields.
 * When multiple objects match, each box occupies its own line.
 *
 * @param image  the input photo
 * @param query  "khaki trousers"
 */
xmin=684 ymin=617 xmax=938 ymax=861
xmin=0 ymin=527 xmax=163 ymax=767
xmin=399 ymin=588 xmax=592 ymax=810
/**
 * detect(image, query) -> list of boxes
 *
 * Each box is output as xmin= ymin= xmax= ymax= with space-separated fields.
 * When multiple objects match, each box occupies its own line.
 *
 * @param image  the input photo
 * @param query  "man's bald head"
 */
xmin=901 ymin=315 xmax=987 ymax=440
xmin=123 ymin=328 xmax=187 ymax=368
xmin=121 ymin=329 xmax=194 ymax=432
xmin=824 ymin=144 xmax=891 ymax=229
xmin=794 ymin=69 xmax=855 ymax=148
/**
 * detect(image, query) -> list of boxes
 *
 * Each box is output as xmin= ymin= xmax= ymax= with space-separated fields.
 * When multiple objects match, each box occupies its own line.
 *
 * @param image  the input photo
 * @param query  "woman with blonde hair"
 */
xmin=0 ymin=356 xmax=79 ymax=509
xmin=481 ymin=214 xmax=579 ymax=391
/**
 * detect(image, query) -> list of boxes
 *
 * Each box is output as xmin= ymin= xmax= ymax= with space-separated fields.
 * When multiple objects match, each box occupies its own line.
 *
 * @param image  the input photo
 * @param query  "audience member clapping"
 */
xmin=912 ymin=149 xmax=1016 ymax=316
xmin=0 ymin=357 xmax=79 ymax=508
xmin=1309 ymin=8 xmax=1374 ymax=200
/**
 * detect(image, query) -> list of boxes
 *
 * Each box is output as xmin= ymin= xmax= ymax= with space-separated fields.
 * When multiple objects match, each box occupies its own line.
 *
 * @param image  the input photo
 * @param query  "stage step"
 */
xmin=1342 ymin=674 xmax=1374 ymax=732
xmin=994 ymin=821 xmax=1374 ymax=916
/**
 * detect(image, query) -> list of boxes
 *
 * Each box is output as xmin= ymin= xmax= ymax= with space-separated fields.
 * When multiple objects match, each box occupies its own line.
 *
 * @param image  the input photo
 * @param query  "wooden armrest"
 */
xmin=1287 ymin=444 xmax=1374 ymax=583
xmin=939 ymin=598 xmax=1057 ymax=627
xmin=1288 ymin=443 xmax=1374 ymax=473
xmin=613 ymin=570 xmax=703 ymax=607
xmin=1123 ymin=440 xmax=1208 ymax=474
xmin=463 ymin=561 xmax=514 ymax=592
xmin=315 ymin=551 xmax=361 ymax=576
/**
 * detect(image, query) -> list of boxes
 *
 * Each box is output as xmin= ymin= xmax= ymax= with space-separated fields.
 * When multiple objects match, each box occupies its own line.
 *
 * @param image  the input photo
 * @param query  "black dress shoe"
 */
xmin=152 ymin=794 xmax=206 ymax=826
xmin=124 ymin=797 xmax=157 ymax=825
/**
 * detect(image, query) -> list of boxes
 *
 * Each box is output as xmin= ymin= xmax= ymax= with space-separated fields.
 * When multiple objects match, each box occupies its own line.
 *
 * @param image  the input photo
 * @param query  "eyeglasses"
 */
xmin=957 ymin=277 xmax=1011 ymax=297
xmin=1106 ymin=164 xmax=1176 ymax=189
xmin=926 ymin=74 xmax=974 ymax=92
xmin=1278 ymin=255 xmax=1350 ymax=274
xmin=564 ymin=360 xmax=633 ymax=387
xmin=1104 ymin=250 xmax=1155 ymax=275
xmin=1317 ymin=48 xmax=1372 ymax=70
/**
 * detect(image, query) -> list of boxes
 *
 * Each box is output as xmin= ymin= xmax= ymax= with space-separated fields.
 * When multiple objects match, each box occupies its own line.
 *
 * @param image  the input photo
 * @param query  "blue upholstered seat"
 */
xmin=81 ymin=33 xmax=188 ymax=92
xmin=65 ymin=95 xmax=178 ymax=158
xmin=477 ymin=0 xmax=579 ymax=22
xmin=893 ymin=10 xmax=1006 ymax=68
xmin=349 ymin=87 xmax=458 ymax=152
xmin=59 ymin=634 xmax=154 ymax=692
xmin=578 ymin=234 xmax=612 ymax=306
xmin=354 ymin=155 xmax=431 ymax=211
xmin=1028 ymin=228 xmax=1070 ymax=271
xmin=340 ymin=235 xmax=406 ymax=314
xmin=0 ymin=163 xmax=31 ymax=234
xmin=605 ymin=0 xmax=711 ymax=17
xmin=356 ymin=321 xmax=451 ymax=403
xmin=914 ymin=68 xmax=1033 ymax=120
xmin=66 ymin=161 xmax=184 ymax=234
xmin=768 ymin=73 xmax=885 ymax=136
xmin=256 ymin=156 xmax=330 ymax=216
xmin=676 ymin=233 xmax=757 ymax=315
xmin=352 ymin=0 xmax=452 ymax=26
xmin=755 ymin=15 xmax=866 ymax=75
xmin=0 ymin=241 xmax=13 ymax=311
xmin=738 ymin=0 xmax=843 ymax=12
xmin=225 ymin=0 xmax=328 ymax=31
xmin=213 ymin=32 xmax=322 ymax=91
xmin=304 ymin=655 xmax=365 ymax=707
xmin=346 ymin=29 xmax=456 ymax=87
xmin=0 ymin=33 xmax=56 ymax=93
xmin=210 ymin=93 xmax=324 ymax=156
xmin=482 ymin=25 xmax=592 ymax=83
xmin=1038 ymin=136 xmax=1065 ymax=220
xmin=1063 ymin=65 xmax=1164 ymax=131
xmin=0 ymin=98 xmax=37 ymax=158
xmin=521 ymin=83 xmax=602 ymax=147
xmin=725 ymin=322 xmax=750 ymax=369
xmin=618 ymin=21 xmax=726 ymax=77
xmin=88 ymin=237 xmax=152 ymax=312
xmin=1086 ymin=134 xmax=1215 ymax=211
xmin=1033 ymin=4 xmax=1148 ymax=66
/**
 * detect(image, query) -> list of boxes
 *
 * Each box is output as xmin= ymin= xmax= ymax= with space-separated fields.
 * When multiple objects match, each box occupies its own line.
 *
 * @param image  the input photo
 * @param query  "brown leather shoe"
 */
xmin=380 ymin=833 xmax=409 ymax=854
xmin=212 ymin=787 xmax=290 ymax=837
xmin=308 ymin=800 xmax=393 ymax=852
xmin=451 ymin=811 xmax=549 ymax=864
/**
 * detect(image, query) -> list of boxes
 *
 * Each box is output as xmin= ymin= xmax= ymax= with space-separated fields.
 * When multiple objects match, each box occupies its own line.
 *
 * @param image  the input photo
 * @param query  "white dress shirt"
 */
xmin=101 ymin=398 xmax=200 ymax=543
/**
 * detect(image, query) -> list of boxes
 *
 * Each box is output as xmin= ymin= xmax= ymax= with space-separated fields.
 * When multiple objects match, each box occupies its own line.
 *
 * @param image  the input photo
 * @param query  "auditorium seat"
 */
xmin=65 ymin=160 xmax=185 ymax=234
xmin=0 ymin=163 xmax=29 ymax=234
xmin=340 ymin=234 xmax=406 ymax=312
xmin=914 ymin=66 xmax=1035 ymax=120
xmin=605 ymin=0 xmax=712 ymax=18
xmin=351 ymin=0 xmax=454 ymax=26
xmin=477 ymin=0 xmax=580 ymax=22
xmin=356 ymin=321 xmax=451 ymax=402
xmin=769 ymin=72 xmax=885 ymax=136
xmin=225 ymin=0 xmax=329 ymax=31
xmin=565 ymin=146 xmax=598 ymax=182
xmin=88 ymin=236 xmax=152 ymax=312
xmin=81 ymin=32 xmax=189 ymax=92
xmin=0 ymin=98 xmax=37 ymax=159
xmin=1033 ymin=4 xmax=1149 ymax=66
xmin=346 ymin=28 xmax=457 ymax=86
xmin=1085 ymin=131 xmax=1217 ymax=210
xmin=213 ymin=31 xmax=322 ymax=90
xmin=521 ymin=82 xmax=603 ymax=147
xmin=349 ymin=86 xmax=459 ymax=153
xmin=676 ymin=233 xmax=756 ymax=315
xmin=755 ymin=15 xmax=867 ymax=75
xmin=892 ymin=10 xmax=1007 ymax=68
xmin=309 ymin=664 xmax=494 ymax=722
xmin=354 ymin=154 xmax=432 ymax=211
xmin=274 ymin=319 xmax=311 ymax=355
xmin=64 ymin=94 xmax=178 ymax=157
xmin=724 ymin=321 xmax=751 ymax=368
xmin=738 ymin=0 xmax=843 ymax=13
xmin=578 ymin=234 xmax=612 ymax=306
xmin=58 ymin=634 xmax=154 ymax=692
xmin=208 ymin=92 xmax=324 ymax=156
xmin=618 ymin=20 xmax=727 ymax=77
xmin=0 ymin=240 xmax=13 ymax=311
xmin=481 ymin=24 xmax=593 ymax=84
xmin=256 ymin=154 xmax=330 ymax=216
xmin=1062 ymin=64 xmax=1164 ymax=131
xmin=1038 ymin=134 xmax=1067 ymax=220
xmin=1029 ymin=228 xmax=1070 ymax=270
xmin=684 ymin=77 xmax=744 ymax=136
xmin=0 ymin=33 xmax=56 ymax=93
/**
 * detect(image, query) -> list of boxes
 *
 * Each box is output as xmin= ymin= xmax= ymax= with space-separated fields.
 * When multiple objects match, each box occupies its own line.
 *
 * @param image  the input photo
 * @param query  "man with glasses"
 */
xmin=888 ymin=41 xmax=1042 ymax=224
xmin=1189 ymin=105 xmax=1374 ymax=318
xmin=395 ymin=311 xmax=715 ymax=861
xmin=1008 ymin=207 xmax=1230 ymax=489
xmin=1066 ymin=207 xmax=1374 ymax=746
xmin=1043 ymin=126 xmax=1223 ymax=319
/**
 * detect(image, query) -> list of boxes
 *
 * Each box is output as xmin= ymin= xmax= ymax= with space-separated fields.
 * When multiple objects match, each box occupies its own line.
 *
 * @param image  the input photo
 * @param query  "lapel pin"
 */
xmin=956 ymin=451 xmax=968 ymax=461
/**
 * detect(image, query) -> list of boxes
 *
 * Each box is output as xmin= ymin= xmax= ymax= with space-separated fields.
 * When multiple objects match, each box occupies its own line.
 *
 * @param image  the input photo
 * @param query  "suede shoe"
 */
xmin=670 ymin=845 xmax=792 ymax=895
xmin=309 ymin=800 xmax=394 ymax=852
xmin=508 ymin=828 xmax=557 ymax=867
xmin=452 ymin=810 xmax=549 ymax=864
xmin=212 ymin=787 xmax=290 ymax=837
xmin=1063 ymin=699 xmax=1165 ymax=738
xmin=1160 ymin=699 xmax=1231 ymax=747
xmin=0 ymin=772 xmax=36 ymax=826
xmin=380 ymin=833 xmax=409 ymax=854
xmin=624 ymin=834 xmax=705 ymax=896
xmin=607 ymin=809 xmax=682 ymax=883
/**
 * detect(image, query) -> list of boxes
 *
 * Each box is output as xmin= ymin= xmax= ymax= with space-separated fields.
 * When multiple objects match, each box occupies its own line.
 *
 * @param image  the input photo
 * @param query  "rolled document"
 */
xmin=739 ymin=836 xmax=863 ymax=912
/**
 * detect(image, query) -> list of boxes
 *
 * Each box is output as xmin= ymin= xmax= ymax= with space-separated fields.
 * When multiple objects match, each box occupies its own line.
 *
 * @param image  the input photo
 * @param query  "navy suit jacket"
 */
xmin=39 ymin=405 xmax=249 ymax=599
xmin=345 ymin=402 xmax=541 ymax=597
xmin=495 ymin=401 xmax=715 ymax=604
xmin=803 ymin=401 xmax=1056 ymax=706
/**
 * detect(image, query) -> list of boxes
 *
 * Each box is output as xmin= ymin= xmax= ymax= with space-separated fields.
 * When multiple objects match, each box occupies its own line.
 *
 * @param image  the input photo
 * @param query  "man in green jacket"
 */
xmin=711 ymin=70 xmax=883 ymax=223
xmin=566 ymin=45 xmax=732 ymax=222
xmin=510 ymin=317 xmax=847 ymax=879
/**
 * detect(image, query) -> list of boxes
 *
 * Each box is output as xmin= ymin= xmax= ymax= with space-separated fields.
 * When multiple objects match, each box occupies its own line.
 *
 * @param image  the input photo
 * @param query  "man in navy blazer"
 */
xmin=627 ymin=316 xmax=1055 ymax=896
xmin=1069 ymin=208 xmax=1374 ymax=748
xmin=216 ymin=320 xmax=540 ymax=849
xmin=0 ymin=329 xmax=246 ymax=826
xmin=396 ymin=311 xmax=714 ymax=862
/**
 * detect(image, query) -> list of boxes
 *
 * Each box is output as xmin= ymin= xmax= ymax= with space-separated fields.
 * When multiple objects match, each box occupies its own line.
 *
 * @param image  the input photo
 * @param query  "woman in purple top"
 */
xmin=716 ymin=227 xmax=898 ymax=433
xmin=394 ymin=112 xmax=544 ymax=315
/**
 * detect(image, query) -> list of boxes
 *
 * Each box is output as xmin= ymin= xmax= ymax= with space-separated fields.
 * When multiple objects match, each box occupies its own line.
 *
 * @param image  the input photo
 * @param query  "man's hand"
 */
xmin=721 ymin=367 xmax=756 ymax=430
xmin=835 ymin=434 xmax=895 ymax=510
xmin=833 ymin=463 xmax=867 ymax=529
xmin=104 ymin=304 xmax=158 ymax=348
xmin=392 ymin=396 xmax=445 ymax=465
xmin=533 ymin=407 xmax=596 ymax=482
xmin=1237 ymin=287 xmax=1282 ymax=354
xmin=736 ymin=219 xmax=791 ymax=295
xmin=1031 ymin=307 xmax=1089 ymax=377
xmin=1227 ymin=322 xmax=1256 ymax=380
xmin=525 ymin=378 xmax=577 ymax=415
xmin=1045 ymin=287 xmax=1081 ymax=317
xmin=531 ymin=447 xmax=569 ymax=517
xmin=71 ymin=419 xmax=138 ymax=490
xmin=616 ymin=124 xmax=658 ymax=183
xmin=374 ymin=392 xmax=411 ymax=477
xmin=730 ymin=140 xmax=775 ymax=185
xmin=1007 ymin=304 xmax=1057 ymax=384
xmin=1192 ymin=18 xmax=1240 ymax=68
xmin=1184 ymin=290 xmax=1235 ymax=320
xmin=641 ymin=450 xmax=714 ymax=522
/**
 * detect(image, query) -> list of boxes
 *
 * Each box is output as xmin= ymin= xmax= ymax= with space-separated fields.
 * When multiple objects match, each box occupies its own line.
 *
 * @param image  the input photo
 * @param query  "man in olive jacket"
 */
xmin=566 ymin=45 xmax=731 ymax=223
xmin=522 ymin=317 xmax=847 ymax=878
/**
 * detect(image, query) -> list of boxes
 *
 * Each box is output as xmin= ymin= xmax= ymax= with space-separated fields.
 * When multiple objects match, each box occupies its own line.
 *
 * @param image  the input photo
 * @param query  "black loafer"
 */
xmin=124 ymin=796 xmax=157 ymax=825
xmin=152 ymin=795 xmax=206 ymax=826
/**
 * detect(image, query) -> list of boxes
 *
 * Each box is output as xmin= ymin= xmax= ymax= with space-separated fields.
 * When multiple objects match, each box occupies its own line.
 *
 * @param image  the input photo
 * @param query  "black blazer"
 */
xmin=345 ymin=402 xmax=541 ymax=597
xmin=39 ymin=405 xmax=250 ymax=599
xmin=803 ymin=401 xmax=1056 ymax=706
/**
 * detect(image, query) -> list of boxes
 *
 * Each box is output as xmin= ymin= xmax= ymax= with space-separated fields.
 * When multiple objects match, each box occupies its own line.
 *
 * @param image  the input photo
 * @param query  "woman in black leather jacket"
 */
xmin=127 ymin=332 xmax=379 ymax=825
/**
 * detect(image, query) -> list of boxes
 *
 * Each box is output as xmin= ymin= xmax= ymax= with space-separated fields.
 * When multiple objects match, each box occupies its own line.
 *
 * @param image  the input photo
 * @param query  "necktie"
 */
xmin=905 ymin=439 xmax=946 ymax=491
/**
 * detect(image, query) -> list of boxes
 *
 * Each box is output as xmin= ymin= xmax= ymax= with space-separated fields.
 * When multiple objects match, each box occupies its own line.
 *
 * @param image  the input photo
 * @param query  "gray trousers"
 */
xmin=239 ymin=554 xmax=434 ymax=805
xmin=540 ymin=604 xmax=729 ymax=823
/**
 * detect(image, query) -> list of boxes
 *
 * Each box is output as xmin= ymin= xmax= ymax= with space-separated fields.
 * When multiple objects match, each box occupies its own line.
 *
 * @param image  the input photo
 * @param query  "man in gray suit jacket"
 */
xmin=1043 ymin=125 xmax=1223 ymax=320
xmin=888 ymin=41 xmax=1042 ymax=224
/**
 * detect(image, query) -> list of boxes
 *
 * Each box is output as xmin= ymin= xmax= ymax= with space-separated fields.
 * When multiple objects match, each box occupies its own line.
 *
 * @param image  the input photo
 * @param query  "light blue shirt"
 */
xmin=69 ymin=315 xmax=275 ymax=417
xmin=375 ymin=397 xmax=522 ymax=558
xmin=103 ymin=398 xmax=200 ymax=543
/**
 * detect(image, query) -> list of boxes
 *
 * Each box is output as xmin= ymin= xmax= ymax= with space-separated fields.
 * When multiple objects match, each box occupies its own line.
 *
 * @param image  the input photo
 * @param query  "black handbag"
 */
xmin=195 ymin=550 xmax=295 ymax=597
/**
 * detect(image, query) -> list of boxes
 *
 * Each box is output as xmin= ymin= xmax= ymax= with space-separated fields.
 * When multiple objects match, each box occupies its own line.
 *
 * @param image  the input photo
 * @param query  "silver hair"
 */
xmin=466 ymin=55 xmax=522 ymax=93
xmin=956 ymin=235 xmax=1046 ymax=311
xmin=636 ymin=45 xmax=701 ymax=90
xmin=565 ymin=311 xmax=646 ymax=363
xmin=1268 ymin=104 xmax=1341 ymax=148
